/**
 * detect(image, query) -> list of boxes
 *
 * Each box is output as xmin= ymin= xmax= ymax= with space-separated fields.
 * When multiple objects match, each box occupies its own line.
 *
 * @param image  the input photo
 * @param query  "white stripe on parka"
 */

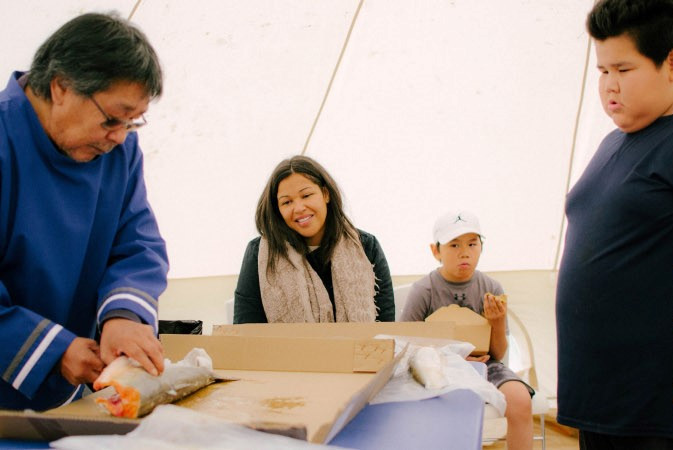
xmin=97 ymin=293 xmax=158 ymax=331
xmin=12 ymin=324 xmax=63 ymax=390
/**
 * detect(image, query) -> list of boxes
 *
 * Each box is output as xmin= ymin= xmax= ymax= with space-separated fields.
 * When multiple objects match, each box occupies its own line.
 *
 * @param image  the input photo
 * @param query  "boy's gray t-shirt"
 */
xmin=400 ymin=269 xmax=504 ymax=321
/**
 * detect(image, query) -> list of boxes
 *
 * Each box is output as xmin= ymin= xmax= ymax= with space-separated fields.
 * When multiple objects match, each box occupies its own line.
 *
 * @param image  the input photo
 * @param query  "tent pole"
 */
xmin=127 ymin=0 xmax=143 ymax=21
xmin=301 ymin=0 xmax=365 ymax=155
xmin=553 ymin=33 xmax=593 ymax=271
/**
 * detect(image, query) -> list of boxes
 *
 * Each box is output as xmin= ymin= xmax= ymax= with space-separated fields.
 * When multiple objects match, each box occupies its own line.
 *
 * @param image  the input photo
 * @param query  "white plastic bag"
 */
xmin=371 ymin=335 xmax=506 ymax=415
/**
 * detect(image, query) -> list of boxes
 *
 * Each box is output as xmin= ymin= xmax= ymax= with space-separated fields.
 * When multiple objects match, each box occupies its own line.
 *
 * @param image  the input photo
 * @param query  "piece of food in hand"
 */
xmin=487 ymin=292 xmax=507 ymax=304
xmin=93 ymin=348 xmax=219 ymax=418
xmin=409 ymin=346 xmax=447 ymax=390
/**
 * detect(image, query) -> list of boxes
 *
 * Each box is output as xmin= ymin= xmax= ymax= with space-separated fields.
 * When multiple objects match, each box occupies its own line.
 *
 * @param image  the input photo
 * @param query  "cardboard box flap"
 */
xmin=425 ymin=304 xmax=488 ymax=325
xmin=160 ymin=334 xmax=393 ymax=373
xmin=212 ymin=321 xmax=456 ymax=340
xmin=423 ymin=305 xmax=491 ymax=355
xmin=211 ymin=319 xmax=490 ymax=355
xmin=318 ymin=345 xmax=406 ymax=443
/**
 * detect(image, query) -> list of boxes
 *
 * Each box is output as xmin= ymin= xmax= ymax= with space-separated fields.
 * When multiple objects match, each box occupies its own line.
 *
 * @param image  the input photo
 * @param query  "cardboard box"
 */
xmin=0 ymin=334 xmax=398 ymax=444
xmin=425 ymin=304 xmax=491 ymax=354
xmin=213 ymin=318 xmax=490 ymax=355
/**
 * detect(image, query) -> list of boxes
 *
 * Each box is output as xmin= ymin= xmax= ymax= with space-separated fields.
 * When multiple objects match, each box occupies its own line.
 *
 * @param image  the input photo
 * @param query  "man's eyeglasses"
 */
xmin=89 ymin=96 xmax=147 ymax=131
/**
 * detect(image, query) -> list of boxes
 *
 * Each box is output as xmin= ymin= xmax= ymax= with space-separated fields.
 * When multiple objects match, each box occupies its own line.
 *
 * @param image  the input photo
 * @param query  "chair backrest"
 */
xmin=393 ymin=283 xmax=413 ymax=321
xmin=224 ymin=297 xmax=234 ymax=325
xmin=507 ymin=307 xmax=539 ymax=389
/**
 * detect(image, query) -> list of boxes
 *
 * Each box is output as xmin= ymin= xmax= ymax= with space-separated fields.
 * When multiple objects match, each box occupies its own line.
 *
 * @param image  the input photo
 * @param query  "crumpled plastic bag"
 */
xmin=173 ymin=347 xmax=214 ymax=371
xmin=50 ymin=404 xmax=352 ymax=450
xmin=370 ymin=335 xmax=506 ymax=415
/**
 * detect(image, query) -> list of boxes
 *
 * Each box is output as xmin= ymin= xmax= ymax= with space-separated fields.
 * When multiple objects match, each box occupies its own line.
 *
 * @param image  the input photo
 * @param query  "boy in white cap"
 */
xmin=401 ymin=210 xmax=534 ymax=450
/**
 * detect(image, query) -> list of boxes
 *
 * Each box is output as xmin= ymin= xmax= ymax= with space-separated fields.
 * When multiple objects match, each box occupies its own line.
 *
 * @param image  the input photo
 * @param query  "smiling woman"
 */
xmin=233 ymin=155 xmax=395 ymax=324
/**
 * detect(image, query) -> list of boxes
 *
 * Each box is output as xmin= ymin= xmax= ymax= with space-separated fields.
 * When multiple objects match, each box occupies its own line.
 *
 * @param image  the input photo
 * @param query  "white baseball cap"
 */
xmin=432 ymin=210 xmax=483 ymax=244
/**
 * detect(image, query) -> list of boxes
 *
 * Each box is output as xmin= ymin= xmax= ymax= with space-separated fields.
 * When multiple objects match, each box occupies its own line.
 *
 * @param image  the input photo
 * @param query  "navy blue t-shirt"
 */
xmin=556 ymin=115 xmax=673 ymax=437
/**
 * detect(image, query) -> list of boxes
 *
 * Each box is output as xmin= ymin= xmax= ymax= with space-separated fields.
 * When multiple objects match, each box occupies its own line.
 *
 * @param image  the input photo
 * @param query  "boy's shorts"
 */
xmin=486 ymin=359 xmax=535 ymax=397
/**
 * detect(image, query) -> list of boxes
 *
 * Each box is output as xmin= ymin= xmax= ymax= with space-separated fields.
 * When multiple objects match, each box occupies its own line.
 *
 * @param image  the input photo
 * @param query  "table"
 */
xmin=329 ymin=388 xmax=484 ymax=449
xmin=0 ymin=363 xmax=486 ymax=449
xmin=329 ymin=360 xmax=486 ymax=449
xmin=1 ymin=390 xmax=484 ymax=449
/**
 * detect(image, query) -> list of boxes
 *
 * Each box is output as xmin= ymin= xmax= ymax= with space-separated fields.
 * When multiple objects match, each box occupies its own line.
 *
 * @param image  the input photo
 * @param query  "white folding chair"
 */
xmin=392 ymin=283 xmax=413 ymax=321
xmin=482 ymin=308 xmax=549 ymax=449
xmin=224 ymin=297 xmax=234 ymax=325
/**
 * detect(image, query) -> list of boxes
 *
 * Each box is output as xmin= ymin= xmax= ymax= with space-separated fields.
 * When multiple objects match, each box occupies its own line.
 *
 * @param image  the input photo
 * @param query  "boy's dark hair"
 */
xmin=255 ymin=155 xmax=359 ymax=273
xmin=587 ymin=0 xmax=673 ymax=67
xmin=28 ymin=12 xmax=162 ymax=100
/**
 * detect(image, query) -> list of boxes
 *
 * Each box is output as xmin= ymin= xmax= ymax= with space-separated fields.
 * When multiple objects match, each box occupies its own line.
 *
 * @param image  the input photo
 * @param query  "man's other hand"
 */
xmin=59 ymin=337 xmax=104 ymax=385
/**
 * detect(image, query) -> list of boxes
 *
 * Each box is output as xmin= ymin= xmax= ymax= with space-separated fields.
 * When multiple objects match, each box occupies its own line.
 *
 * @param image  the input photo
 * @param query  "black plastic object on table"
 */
xmin=158 ymin=319 xmax=203 ymax=335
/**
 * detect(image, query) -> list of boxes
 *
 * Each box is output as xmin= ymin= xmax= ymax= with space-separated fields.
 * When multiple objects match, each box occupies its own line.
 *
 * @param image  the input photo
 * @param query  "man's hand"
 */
xmin=59 ymin=337 xmax=104 ymax=385
xmin=466 ymin=354 xmax=491 ymax=363
xmin=100 ymin=318 xmax=164 ymax=376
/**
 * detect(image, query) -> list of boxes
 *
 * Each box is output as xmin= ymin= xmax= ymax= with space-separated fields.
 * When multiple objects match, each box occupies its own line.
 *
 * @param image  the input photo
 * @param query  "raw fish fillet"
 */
xmin=93 ymin=349 xmax=218 ymax=418
xmin=409 ymin=346 xmax=447 ymax=390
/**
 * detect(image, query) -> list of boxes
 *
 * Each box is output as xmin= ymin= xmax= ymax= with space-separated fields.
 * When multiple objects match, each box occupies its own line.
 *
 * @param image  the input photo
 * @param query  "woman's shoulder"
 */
xmin=242 ymin=236 xmax=262 ymax=257
xmin=246 ymin=236 xmax=262 ymax=248
xmin=355 ymin=228 xmax=379 ymax=245
xmin=354 ymin=228 xmax=382 ymax=253
xmin=354 ymin=229 xmax=389 ymax=263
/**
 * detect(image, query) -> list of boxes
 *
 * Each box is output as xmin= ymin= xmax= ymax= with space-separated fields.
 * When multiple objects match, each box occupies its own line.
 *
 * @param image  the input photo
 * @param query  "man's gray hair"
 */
xmin=27 ymin=12 xmax=162 ymax=100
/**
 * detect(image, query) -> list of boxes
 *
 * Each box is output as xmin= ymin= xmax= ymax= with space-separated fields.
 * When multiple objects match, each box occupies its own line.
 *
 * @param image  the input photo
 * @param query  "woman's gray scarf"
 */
xmin=257 ymin=235 xmax=377 ymax=322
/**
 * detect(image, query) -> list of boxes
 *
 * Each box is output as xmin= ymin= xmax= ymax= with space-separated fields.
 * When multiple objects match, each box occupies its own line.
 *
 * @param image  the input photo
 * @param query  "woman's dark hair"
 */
xmin=255 ymin=155 xmax=359 ymax=272
xmin=587 ymin=0 xmax=673 ymax=67
xmin=27 ymin=12 xmax=162 ymax=100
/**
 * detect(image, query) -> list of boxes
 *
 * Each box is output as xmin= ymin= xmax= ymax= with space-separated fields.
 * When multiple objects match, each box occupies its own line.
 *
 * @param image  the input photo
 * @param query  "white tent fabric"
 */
xmin=1 ymin=0 xmax=618 ymax=408
xmin=2 ymin=0 xmax=614 ymax=277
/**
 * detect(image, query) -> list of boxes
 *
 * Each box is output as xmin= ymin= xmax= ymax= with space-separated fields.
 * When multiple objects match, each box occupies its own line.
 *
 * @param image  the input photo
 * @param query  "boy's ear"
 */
xmin=430 ymin=243 xmax=441 ymax=261
xmin=667 ymin=50 xmax=673 ymax=82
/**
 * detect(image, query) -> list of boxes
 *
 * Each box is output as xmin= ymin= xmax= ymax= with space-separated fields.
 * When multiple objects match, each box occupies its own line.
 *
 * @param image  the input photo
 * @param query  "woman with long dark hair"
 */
xmin=234 ymin=155 xmax=394 ymax=323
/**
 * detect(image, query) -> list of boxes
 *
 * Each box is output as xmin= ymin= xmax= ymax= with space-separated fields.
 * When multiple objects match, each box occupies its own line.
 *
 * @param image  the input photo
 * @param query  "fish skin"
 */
xmin=93 ymin=356 xmax=142 ymax=391
xmin=94 ymin=355 xmax=216 ymax=418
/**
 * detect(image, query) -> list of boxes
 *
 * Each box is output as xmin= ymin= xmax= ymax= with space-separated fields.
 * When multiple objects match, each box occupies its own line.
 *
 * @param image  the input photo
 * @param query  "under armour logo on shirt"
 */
xmin=453 ymin=293 xmax=466 ymax=302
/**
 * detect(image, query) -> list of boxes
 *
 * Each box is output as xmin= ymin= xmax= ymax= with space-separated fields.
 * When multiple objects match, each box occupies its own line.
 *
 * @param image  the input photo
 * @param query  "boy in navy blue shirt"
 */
xmin=556 ymin=1 xmax=673 ymax=448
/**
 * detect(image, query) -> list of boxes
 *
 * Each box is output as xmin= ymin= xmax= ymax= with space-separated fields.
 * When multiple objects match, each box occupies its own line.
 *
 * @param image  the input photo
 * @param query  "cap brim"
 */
xmin=435 ymin=226 xmax=483 ymax=244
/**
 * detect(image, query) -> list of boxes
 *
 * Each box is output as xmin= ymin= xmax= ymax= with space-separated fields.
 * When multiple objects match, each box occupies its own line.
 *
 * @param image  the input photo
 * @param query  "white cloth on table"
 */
xmin=370 ymin=335 xmax=506 ymax=416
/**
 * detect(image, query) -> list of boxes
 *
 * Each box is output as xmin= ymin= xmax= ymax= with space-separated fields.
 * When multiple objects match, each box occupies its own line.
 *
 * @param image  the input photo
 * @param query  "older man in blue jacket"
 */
xmin=0 ymin=12 xmax=168 ymax=410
